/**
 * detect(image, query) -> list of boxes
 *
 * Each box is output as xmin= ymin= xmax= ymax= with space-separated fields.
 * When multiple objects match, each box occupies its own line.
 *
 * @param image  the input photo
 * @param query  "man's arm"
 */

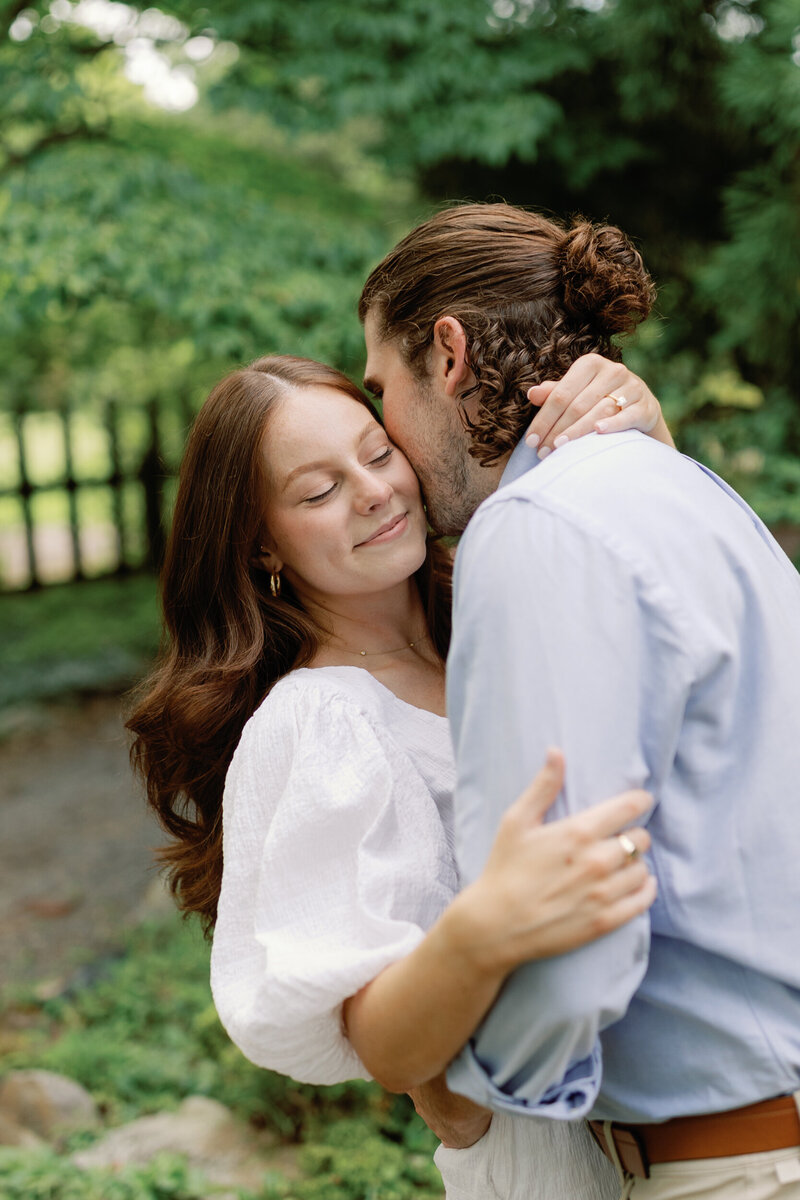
xmin=445 ymin=488 xmax=694 ymax=1118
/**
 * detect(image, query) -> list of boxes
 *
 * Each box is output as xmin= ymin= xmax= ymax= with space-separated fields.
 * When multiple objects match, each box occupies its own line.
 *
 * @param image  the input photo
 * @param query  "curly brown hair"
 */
xmin=126 ymin=356 xmax=452 ymax=935
xmin=358 ymin=203 xmax=656 ymax=466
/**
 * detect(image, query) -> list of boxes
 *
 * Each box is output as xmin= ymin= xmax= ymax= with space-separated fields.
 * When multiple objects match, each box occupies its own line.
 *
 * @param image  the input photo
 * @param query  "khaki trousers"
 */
xmin=605 ymin=1094 xmax=800 ymax=1200
xmin=615 ymin=1147 xmax=800 ymax=1200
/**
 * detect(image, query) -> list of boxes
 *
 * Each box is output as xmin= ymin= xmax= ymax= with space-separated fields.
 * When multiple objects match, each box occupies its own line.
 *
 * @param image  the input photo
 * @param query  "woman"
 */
xmin=128 ymin=341 xmax=668 ymax=1198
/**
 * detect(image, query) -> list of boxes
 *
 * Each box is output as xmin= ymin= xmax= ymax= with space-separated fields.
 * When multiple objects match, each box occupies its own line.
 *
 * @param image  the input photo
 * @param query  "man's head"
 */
xmin=360 ymin=202 xmax=654 ymax=534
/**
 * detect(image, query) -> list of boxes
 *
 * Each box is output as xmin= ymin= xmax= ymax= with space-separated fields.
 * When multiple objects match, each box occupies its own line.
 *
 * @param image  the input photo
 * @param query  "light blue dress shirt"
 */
xmin=445 ymin=430 xmax=800 ymax=1124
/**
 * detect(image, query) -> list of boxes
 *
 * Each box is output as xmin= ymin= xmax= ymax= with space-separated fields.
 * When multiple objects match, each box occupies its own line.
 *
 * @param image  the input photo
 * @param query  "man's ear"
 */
xmin=432 ymin=317 xmax=474 ymax=399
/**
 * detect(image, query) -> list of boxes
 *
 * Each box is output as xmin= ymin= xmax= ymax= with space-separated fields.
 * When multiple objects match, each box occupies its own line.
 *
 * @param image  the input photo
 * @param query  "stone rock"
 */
xmin=0 ymin=1070 xmax=99 ymax=1139
xmin=0 ymin=1111 xmax=47 ymax=1148
xmin=72 ymin=1095 xmax=292 ymax=1191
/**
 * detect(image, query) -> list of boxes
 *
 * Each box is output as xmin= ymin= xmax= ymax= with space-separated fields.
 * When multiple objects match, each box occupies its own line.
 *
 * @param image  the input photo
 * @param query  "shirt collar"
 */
xmin=499 ymin=436 xmax=542 ymax=490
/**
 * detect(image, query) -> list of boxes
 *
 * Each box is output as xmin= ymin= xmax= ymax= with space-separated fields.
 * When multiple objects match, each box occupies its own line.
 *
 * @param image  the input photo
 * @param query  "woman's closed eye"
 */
xmin=304 ymin=483 xmax=337 ymax=504
xmin=303 ymin=448 xmax=393 ymax=503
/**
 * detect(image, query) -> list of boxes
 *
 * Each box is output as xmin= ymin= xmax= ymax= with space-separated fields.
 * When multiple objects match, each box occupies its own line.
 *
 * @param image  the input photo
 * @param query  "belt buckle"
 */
xmin=610 ymin=1125 xmax=651 ymax=1180
xmin=588 ymin=1120 xmax=651 ymax=1180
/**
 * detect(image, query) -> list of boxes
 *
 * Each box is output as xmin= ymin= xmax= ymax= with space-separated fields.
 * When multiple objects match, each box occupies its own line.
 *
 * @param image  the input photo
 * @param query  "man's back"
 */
xmin=446 ymin=430 xmax=800 ymax=1122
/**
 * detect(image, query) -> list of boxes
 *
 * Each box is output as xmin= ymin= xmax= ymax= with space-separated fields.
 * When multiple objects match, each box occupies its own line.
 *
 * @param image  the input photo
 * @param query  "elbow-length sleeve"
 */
xmin=210 ymin=679 xmax=457 ymax=1085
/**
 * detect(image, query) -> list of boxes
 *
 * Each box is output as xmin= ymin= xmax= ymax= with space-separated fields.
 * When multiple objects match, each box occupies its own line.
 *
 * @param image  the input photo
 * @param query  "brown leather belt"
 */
xmin=588 ymin=1095 xmax=800 ymax=1179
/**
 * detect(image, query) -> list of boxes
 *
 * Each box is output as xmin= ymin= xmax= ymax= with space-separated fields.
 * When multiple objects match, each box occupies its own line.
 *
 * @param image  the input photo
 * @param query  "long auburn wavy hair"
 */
xmin=127 ymin=355 xmax=452 ymax=935
xmin=359 ymin=203 xmax=656 ymax=466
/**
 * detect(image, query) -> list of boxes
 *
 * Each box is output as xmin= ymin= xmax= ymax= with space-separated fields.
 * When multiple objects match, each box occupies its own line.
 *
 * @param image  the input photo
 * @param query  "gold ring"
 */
xmin=617 ymin=833 xmax=639 ymax=860
xmin=606 ymin=393 xmax=630 ymax=411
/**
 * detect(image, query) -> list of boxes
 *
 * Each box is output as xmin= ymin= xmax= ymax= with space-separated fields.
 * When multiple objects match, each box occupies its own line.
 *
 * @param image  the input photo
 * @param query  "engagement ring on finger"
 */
xmin=617 ymin=833 xmax=639 ymax=860
xmin=606 ymin=393 xmax=630 ymax=411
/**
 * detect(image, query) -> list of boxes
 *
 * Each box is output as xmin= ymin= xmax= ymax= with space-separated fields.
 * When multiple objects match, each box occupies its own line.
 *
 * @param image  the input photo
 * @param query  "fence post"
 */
xmin=61 ymin=402 xmax=84 ymax=582
xmin=139 ymin=399 xmax=166 ymax=570
xmin=13 ymin=405 xmax=39 ymax=590
xmin=106 ymin=398 xmax=126 ymax=573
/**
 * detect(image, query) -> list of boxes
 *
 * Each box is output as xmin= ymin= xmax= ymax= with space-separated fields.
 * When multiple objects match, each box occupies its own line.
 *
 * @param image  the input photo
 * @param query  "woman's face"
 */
xmin=260 ymin=385 xmax=429 ymax=605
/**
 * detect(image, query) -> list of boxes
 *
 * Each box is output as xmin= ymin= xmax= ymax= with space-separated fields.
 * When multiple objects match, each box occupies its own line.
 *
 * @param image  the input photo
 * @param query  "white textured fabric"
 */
xmin=434 ymin=1114 xmax=618 ymax=1200
xmin=210 ymin=663 xmax=619 ymax=1199
xmin=211 ymin=665 xmax=457 ymax=1085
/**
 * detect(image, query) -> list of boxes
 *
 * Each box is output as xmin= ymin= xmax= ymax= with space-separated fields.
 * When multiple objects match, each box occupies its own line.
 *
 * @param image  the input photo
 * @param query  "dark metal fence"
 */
xmin=0 ymin=397 xmax=193 ymax=592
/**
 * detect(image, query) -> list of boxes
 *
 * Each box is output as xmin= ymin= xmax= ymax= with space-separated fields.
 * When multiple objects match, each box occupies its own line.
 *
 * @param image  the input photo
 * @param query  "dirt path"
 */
xmin=0 ymin=695 xmax=168 ymax=993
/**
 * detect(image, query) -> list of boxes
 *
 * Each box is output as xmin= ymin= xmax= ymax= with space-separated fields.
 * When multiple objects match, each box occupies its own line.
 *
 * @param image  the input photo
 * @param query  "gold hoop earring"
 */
xmin=270 ymin=570 xmax=281 ymax=598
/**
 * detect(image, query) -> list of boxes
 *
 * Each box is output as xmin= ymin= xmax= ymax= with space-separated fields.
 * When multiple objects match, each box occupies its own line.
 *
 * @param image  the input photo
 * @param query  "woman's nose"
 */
xmin=354 ymin=469 xmax=393 ymax=511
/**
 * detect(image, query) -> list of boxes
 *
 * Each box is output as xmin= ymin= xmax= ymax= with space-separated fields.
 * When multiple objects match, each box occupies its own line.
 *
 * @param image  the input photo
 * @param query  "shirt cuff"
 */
xmin=445 ymin=1040 xmax=603 ymax=1121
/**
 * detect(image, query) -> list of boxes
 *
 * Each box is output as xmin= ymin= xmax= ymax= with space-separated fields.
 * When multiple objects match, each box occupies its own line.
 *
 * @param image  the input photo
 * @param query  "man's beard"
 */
xmin=417 ymin=446 xmax=482 ymax=537
xmin=404 ymin=374 xmax=491 ymax=537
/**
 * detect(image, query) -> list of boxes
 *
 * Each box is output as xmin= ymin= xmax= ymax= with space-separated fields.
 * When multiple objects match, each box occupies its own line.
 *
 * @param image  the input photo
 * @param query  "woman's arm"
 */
xmin=343 ymin=750 xmax=654 ymax=1095
xmin=524 ymin=354 xmax=675 ymax=452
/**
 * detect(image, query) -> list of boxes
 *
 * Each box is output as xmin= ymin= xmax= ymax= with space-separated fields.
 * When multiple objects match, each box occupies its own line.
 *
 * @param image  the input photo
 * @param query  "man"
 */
xmin=359 ymin=203 xmax=800 ymax=1198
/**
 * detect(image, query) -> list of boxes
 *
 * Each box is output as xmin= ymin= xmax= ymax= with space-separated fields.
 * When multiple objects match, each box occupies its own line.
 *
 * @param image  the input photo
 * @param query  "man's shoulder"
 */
xmin=466 ymin=431 xmax=688 ymax=541
xmin=501 ymin=430 xmax=682 ymax=505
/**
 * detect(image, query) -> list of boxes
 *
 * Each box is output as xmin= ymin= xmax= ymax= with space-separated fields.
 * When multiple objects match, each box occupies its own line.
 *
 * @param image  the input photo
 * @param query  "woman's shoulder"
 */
xmin=228 ymin=666 xmax=451 ymax=801
xmin=229 ymin=666 xmax=397 ymax=775
xmin=249 ymin=665 xmax=391 ymax=735
xmin=248 ymin=664 xmax=445 ymax=743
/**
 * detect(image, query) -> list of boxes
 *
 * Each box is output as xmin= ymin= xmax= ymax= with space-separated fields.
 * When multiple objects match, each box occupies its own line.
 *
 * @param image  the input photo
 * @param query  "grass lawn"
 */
xmin=0 ymin=574 xmax=160 ymax=713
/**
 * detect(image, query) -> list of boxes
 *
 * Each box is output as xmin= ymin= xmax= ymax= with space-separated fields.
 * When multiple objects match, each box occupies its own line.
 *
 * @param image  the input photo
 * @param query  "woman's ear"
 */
xmin=432 ymin=316 xmax=473 ymax=398
xmin=251 ymin=542 xmax=282 ymax=573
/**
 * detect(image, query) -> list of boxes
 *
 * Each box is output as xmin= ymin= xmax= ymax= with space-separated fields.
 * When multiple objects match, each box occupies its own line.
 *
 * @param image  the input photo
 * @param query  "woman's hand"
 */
xmin=448 ymin=749 xmax=656 ymax=979
xmin=407 ymin=1072 xmax=492 ymax=1149
xmin=524 ymin=353 xmax=675 ymax=457
xmin=343 ymin=749 xmax=655 ymax=1094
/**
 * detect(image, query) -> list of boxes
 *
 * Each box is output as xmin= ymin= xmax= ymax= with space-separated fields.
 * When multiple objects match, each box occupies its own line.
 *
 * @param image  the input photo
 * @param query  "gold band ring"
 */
xmin=607 ymin=393 xmax=630 ymax=411
xmin=606 ymin=396 xmax=633 ymax=415
xmin=617 ymin=833 xmax=639 ymax=861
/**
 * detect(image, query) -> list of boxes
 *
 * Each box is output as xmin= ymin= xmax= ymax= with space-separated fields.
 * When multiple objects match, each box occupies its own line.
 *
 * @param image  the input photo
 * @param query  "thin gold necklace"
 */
xmin=340 ymin=631 xmax=431 ymax=657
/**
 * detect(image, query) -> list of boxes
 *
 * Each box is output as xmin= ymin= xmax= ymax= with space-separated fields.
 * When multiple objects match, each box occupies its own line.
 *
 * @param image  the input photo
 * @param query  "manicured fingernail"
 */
xmin=537 ymin=446 xmax=552 ymax=460
xmin=553 ymin=434 xmax=569 ymax=449
xmin=595 ymin=420 xmax=608 ymax=432
xmin=525 ymin=432 xmax=540 ymax=448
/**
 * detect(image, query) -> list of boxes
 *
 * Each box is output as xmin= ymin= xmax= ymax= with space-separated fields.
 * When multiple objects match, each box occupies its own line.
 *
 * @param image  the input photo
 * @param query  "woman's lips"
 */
xmin=356 ymin=513 xmax=409 ymax=546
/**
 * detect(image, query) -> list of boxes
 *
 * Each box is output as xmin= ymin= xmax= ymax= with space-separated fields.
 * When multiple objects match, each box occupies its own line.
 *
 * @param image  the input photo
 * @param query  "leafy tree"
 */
xmin=153 ymin=0 xmax=800 ymax=520
xmin=2 ymin=0 xmax=799 ymax=522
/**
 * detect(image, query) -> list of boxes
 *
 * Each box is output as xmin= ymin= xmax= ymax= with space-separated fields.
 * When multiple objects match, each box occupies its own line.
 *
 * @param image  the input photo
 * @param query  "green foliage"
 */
xmin=263 ymin=1118 xmax=441 ymax=1200
xmin=0 ymin=112 xmax=411 ymax=416
xmin=3 ymin=0 xmax=799 ymax=526
xmin=147 ymin=0 xmax=800 ymax=522
xmin=2 ymin=915 xmax=442 ymax=1198
xmin=7 ymin=919 xmax=365 ymax=1130
xmin=0 ymin=1150 xmax=216 ymax=1200
xmin=0 ymin=575 xmax=160 ymax=709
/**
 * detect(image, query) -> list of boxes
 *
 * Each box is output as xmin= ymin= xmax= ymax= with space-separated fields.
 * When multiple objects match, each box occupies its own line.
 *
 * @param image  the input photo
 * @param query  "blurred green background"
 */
xmin=0 ymin=2 xmax=798 ymax=1195
xmin=1 ymin=0 xmax=799 ymax=656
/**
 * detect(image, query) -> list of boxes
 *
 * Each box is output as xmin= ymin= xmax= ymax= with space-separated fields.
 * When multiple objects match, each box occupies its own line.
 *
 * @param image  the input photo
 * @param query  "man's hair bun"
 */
xmin=559 ymin=219 xmax=656 ymax=336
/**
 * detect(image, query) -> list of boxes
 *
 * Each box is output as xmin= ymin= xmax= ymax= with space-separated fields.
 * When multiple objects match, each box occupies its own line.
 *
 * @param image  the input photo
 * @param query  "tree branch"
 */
xmin=0 ymin=125 xmax=109 ymax=176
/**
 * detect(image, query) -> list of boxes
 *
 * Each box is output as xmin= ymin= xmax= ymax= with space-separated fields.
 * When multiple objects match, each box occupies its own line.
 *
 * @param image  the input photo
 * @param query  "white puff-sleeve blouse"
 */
xmin=210 ymin=665 xmax=458 ymax=1085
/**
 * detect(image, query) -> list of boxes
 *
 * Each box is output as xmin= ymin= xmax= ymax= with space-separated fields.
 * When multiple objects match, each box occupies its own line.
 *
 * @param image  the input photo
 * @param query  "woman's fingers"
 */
xmin=507 ymin=747 xmax=565 ymax=827
xmin=525 ymin=355 xmax=626 ymax=449
xmin=587 ymin=824 xmax=652 ymax=877
xmin=550 ymin=389 xmax=659 ymax=445
xmin=594 ymin=397 xmax=659 ymax=435
xmin=524 ymin=355 xmax=661 ymax=453
xmin=591 ymin=875 xmax=658 ymax=940
xmin=570 ymin=788 xmax=654 ymax=841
